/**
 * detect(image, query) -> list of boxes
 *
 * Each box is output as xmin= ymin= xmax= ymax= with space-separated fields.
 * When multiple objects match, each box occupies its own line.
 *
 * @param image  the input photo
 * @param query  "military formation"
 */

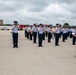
xmin=23 ymin=23 xmax=76 ymax=47
xmin=11 ymin=21 xmax=76 ymax=48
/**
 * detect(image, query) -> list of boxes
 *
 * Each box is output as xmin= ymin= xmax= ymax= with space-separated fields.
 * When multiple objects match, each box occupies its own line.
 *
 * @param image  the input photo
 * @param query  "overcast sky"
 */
xmin=0 ymin=0 xmax=76 ymax=25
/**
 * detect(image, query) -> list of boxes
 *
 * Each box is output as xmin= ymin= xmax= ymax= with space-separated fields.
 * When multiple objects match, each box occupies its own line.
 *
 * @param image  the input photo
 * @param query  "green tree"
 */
xmin=63 ymin=23 xmax=69 ymax=27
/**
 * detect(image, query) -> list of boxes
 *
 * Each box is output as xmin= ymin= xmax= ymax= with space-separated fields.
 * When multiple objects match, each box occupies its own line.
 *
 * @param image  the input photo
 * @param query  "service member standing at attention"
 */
xmin=29 ymin=25 xmax=33 ymax=40
xmin=47 ymin=25 xmax=52 ymax=43
xmin=66 ymin=27 xmax=69 ymax=40
xmin=72 ymin=26 xmax=76 ymax=45
xmin=38 ymin=24 xmax=44 ymax=47
xmin=59 ymin=25 xmax=62 ymax=38
xmin=55 ymin=24 xmax=61 ymax=46
xmin=62 ymin=27 xmax=66 ymax=42
xmin=27 ymin=25 xmax=30 ymax=39
xmin=69 ymin=27 xmax=74 ymax=38
xmin=43 ymin=25 xmax=46 ymax=40
xmin=45 ymin=25 xmax=48 ymax=37
xmin=12 ymin=21 xmax=19 ymax=48
xmin=24 ymin=26 xmax=27 ymax=37
xmin=33 ymin=25 xmax=38 ymax=43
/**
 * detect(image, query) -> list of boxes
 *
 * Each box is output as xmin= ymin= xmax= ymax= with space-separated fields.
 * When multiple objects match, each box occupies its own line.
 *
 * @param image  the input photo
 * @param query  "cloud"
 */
xmin=0 ymin=0 xmax=76 ymax=25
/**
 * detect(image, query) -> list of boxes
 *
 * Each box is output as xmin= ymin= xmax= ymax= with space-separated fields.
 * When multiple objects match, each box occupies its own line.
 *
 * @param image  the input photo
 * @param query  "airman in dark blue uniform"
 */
xmin=72 ymin=26 xmax=76 ymax=45
xmin=33 ymin=24 xmax=38 ymax=43
xmin=47 ymin=25 xmax=52 ymax=43
xmin=55 ymin=24 xmax=61 ymax=46
xmin=38 ymin=24 xmax=44 ymax=47
xmin=12 ymin=21 xmax=19 ymax=48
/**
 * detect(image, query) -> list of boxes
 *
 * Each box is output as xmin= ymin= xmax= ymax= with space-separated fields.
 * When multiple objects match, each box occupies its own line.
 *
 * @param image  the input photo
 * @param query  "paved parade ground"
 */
xmin=0 ymin=30 xmax=76 ymax=75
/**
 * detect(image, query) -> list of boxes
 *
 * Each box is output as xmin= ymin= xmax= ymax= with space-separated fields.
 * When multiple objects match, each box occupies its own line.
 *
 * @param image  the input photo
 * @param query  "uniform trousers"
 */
xmin=12 ymin=33 xmax=18 ymax=47
xmin=46 ymin=31 xmax=48 ymax=37
xmin=72 ymin=36 xmax=76 ymax=45
xmin=48 ymin=32 xmax=52 ymax=42
xmin=55 ymin=33 xmax=60 ymax=45
xmin=33 ymin=32 xmax=37 ymax=43
xmin=29 ymin=32 xmax=32 ymax=40
xmin=70 ymin=32 xmax=73 ymax=38
xmin=43 ymin=32 xmax=45 ymax=40
xmin=62 ymin=33 xmax=66 ymax=42
xmin=25 ymin=30 xmax=27 ymax=37
xmin=38 ymin=34 xmax=43 ymax=46
xmin=27 ymin=32 xmax=29 ymax=39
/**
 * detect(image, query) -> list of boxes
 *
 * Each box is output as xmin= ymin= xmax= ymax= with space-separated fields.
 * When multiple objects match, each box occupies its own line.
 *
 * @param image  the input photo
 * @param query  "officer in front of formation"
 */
xmin=55 ymin=24 xmax=61 ymax=46
xmin=38 ymin=24 xmax=44 ymax=47
xmin=12 ymin=21 xmax=19 ymax=48
xmin=72 ymin=26 xmax=76 ymax=45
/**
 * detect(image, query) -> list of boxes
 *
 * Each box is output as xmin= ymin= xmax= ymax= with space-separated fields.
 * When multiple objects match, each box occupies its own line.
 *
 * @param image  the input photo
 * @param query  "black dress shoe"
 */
xmin=48 ymin=42 xmax=51 ymax=43
xmin=55 ymin=45 xmax=60 ymax=46
xmin=13 ymin=47 xmax=15 ymax=48
xmin=33 ymin=42 xmax=37 ymax=43
xmin=57 ymin=45 xmax=60 ymax=46
xmin=63 ymin=41 xmax=66 ymax=42
xmin=16 ymin=46 xmax=18 ymax=48
xmin=38 ymin=46 xmax=40 ymax=47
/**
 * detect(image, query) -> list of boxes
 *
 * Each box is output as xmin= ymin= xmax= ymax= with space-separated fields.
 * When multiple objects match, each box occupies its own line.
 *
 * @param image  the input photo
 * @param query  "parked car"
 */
xmin=1 ymin=27 xmax=10 ymax=30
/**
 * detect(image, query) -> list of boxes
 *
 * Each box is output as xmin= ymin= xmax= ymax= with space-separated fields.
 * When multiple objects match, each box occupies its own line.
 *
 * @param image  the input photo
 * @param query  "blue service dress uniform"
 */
xmin=47 ymin=27 xmax=52 ymax=43
xmin=29 ymin=27 xmax=33 ymax=40
xmin=25 ymin=27 xmax=27 ymax=37
xmin=12 ymin=25 xmax=18 ymax=48
xmin=38 ymin=27 xmax=44 ymax=47
xmin=62 ymin=28 xmax=66 ymax=42
xmin=43 ymin=27 xmax=46 ymax=40
xmin=55 ymin=27 xmax=60 ymax=46
xmin=27 ymin=27 xmax=30 ymax=39
xmin=33 ymin=26 xmax=38 ymax=43
xmin=72 ymin=29 xmax=76 ymax=45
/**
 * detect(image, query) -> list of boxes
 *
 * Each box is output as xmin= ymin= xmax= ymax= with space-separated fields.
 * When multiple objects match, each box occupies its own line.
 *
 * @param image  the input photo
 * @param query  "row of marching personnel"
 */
xmin=24 ymin=23 xmax=76 ymax=47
